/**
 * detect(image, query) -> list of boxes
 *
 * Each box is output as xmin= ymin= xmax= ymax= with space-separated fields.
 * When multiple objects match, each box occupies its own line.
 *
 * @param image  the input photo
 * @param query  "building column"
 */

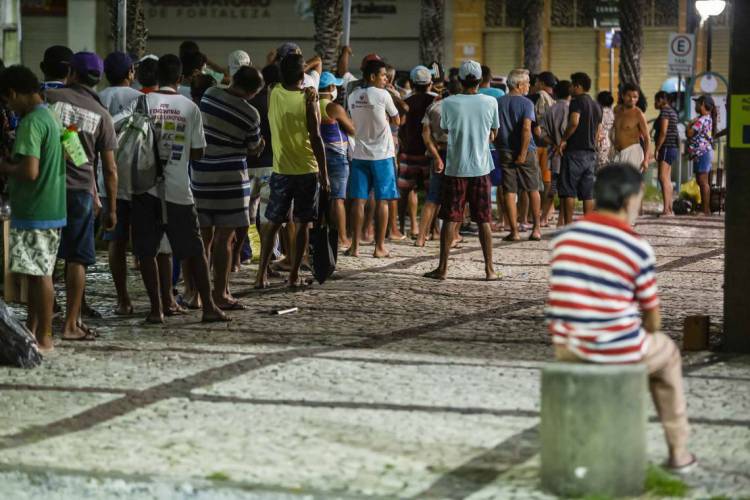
xmin=67 ymin=0 xmax=97 ymax=53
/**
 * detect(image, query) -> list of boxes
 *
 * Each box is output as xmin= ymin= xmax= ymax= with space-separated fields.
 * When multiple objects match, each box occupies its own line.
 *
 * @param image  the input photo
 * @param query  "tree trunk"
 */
xmin=523 ymin=0 xmax=544 ymax=73
xmin=419 ymin=0 xmax=445 ymax=65
xmin=313 ymin=0 xmax=343 ymax=71
xmin=109 ymin=0 xmax=148 ymax=58
xmin=618 ymin=0 xmax=646 ymax=87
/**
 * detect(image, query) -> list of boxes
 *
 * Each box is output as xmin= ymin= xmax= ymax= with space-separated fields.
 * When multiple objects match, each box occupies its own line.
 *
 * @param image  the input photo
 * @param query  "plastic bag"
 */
xmin=680 ymin=179 xmax=701 ymax=205
xmin=308 ymin=193 xmax=338 ymax=284
xmin=0 ymin=299 xmax=42 ymax=368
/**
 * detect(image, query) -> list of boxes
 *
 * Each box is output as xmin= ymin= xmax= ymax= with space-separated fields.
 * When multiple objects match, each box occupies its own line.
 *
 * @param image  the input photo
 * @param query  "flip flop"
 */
xmin=164 ymin=305 xmax=188 ymax=316
xmin=61 ymin=330 xmax=96 ymax=342
xmin=529 ymin=233 xmax=542 ymax=241
xmin=423 ymin=270 xmax=446 ymax=280
xmin=503 ymin=234 xmax=521 ymax=242
xmin=663 ymin=454 xmax=698 ymax=475
xmin=202 ymin=314 xmax=231 ymax=323
xmin=218 ymin=301 xmax=246 ymax=311
xmin=77 ymin=322 xmax=100 ymax=338
xmin=389 ymin=234 xmax=407 ymax=241
xmin=113 ymin=306 xmax=134 ymax=316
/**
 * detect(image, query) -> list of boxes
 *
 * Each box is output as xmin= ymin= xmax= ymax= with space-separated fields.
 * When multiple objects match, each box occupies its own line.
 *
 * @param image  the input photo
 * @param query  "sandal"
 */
xmin=663 ymin=454 xmax=698 ymax=475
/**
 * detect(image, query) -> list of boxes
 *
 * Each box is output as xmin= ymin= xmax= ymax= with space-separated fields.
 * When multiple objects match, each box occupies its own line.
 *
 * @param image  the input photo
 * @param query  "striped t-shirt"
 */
xmin=545 ymin=213 xmax=659 ymax=363
xmin=655 ymin=105 xmax=679 ymax=149
xmin=191 ymin=86 xmax=262 ymax=214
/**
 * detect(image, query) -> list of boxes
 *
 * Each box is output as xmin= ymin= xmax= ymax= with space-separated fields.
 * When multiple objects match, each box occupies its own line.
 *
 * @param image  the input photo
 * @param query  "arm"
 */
xmin=387 ymin=86 xmax=409 ymax=115
xmin=557 ymin=111 xmax=580 ymax=155
xmin=327 ymin=102 xmax=355 ymax=136
xmin=100 ymin=149 xmax=118 ymax=231
xmin=336 ymin=46 xmax=352 ymax=77
xmin=638 ymin=110 xmax=651 ymax=171
xmin=643 ymin=306 xmax=661 ymax=334
xmin=489 ymin=128 xmax=498 ymax=144
xmin=305 ymin=56 xmax=323 ymax=75
xmin=422 ymin=123 xmax=443 ymax=173
xmin=654 ymin=117 xmax=668 ymax=154
xmin=516 ymin=118 xmax=532 ymax=164
xmin=305 ymin=89 xmax=329 ymax=193
xmin=190 ymin=148 xmax=205 ymax=161
xmin=0 ymin=155 xmax=39 ymax=181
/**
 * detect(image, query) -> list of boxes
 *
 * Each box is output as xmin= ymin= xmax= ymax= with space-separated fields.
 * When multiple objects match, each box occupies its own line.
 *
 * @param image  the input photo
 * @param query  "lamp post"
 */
xmin=695 ymin=0 xmax=726 ymax=73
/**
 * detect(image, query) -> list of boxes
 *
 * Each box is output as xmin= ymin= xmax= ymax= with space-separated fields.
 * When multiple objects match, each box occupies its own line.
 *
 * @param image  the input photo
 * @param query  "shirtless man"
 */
xmin=613 ymin=83 xmax=650 ymax=172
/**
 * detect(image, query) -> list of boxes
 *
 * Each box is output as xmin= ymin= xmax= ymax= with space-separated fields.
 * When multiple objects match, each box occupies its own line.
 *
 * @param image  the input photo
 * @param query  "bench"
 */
xmin=540 ymin=362 xmax=648 ymax=497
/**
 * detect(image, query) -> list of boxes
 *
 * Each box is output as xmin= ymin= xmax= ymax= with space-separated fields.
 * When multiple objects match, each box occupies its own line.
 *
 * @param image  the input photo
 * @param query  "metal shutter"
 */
xmin=549 ymin=30 xmax=598 ymax=94
xmin=483 ymin=30 xmax=522 ymax=77
xmin=21 ymin=16 xmax=67 ymax=80
xmin=641 ymin=29 xmax=672 ymax=120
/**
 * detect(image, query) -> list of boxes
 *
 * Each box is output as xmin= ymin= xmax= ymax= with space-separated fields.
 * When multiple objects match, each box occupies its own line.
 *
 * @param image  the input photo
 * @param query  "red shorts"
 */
xmin=438 ymin=174 xmax=492 ymax=223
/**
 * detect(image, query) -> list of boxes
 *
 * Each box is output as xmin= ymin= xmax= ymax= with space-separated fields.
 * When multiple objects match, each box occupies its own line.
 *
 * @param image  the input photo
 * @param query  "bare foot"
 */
xmin=503 ymin=233 xmax=521 ymax=242
xmin=202 ymin=307 xmax=230 ymax=323
xmin=164 ymin=304 xmax=188 ymax=316
xmin=423 ymin=269 xmax=446 ymax=280
xmin=485 ymin=269 xmax=501 ymax=281
xmin=36 ymin=335 xmax=54 ymax=353
xmin=288 ymin=276 xmax=313 ymax=289
xmin=388 ymin=232 xmax=407 ymax=241
xmin=344 ymin=246 xmax=359 ymax=257
xmin=414 ymin=237 xmax=426 ymax=247
xmin=254 ymin=275 xmax=270 ymax=289
xmin=114 ymin=303 xmax=134 ymax=316
xmin=373 ymin=247 xmax=391 ymax=258
xmin=145 ymin=312 xmax=165 ymax=324
xmin=61 ymin=325 xmax=95 ymax=341
xmin=339 ymin=239 xmax=352 ymax=250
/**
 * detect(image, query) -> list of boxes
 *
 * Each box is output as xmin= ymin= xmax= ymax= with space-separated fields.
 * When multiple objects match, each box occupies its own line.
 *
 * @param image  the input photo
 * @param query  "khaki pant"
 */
xmin=555 ymin=332 xmax=689 ymax=454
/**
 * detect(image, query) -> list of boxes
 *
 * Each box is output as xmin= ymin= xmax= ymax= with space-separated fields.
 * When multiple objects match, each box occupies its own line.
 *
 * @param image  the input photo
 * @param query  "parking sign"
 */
xmin=668 ymin=33 xmax=695 ymax=76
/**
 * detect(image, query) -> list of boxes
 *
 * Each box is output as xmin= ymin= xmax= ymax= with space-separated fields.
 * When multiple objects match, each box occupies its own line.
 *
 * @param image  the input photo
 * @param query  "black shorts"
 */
xmin=264 ymin=173 xmax=319 ymax=224
xmin=500 ymin=151 xmax=540 ymax=194
xmin=558 ymin=150 xmax=596 ymax=201
xmin=131 ymin=193 xmax=204 ymax=260
xmin=58 ymin=190 xmax=96 ymax=266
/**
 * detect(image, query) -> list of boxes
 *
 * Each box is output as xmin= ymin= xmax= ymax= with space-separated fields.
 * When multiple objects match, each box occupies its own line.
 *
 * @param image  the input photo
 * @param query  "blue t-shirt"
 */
xmin=440 ymin=93 xmax=500 ymax=178
xmin=496 ymin=94 xmax=537 ymax=156
xmin=479 ymin=87 xmax=506 ymax=99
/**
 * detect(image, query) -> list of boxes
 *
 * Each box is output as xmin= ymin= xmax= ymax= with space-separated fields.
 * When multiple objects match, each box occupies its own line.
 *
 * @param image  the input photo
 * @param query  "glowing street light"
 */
xmin=695 ymin=0 xmax=727 ymax=21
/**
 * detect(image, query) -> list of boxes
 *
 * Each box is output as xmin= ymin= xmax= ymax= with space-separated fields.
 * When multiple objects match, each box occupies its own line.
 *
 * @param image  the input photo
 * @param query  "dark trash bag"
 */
xmin=308 ymin=192 xmax=338 ymax=284
xmin=0 ymin=299 xmax=42 ymax=368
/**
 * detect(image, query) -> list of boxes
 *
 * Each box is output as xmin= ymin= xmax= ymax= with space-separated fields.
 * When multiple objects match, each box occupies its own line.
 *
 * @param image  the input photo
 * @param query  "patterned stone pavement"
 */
xmin=0 ymin=213 xmax=747 ymax=499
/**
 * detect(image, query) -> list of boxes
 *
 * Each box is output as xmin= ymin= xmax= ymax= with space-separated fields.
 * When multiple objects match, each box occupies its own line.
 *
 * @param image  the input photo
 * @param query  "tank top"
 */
xmin=319 ymin=98 xmax=348 ymax=157
xmin=268 ymin=85 xmax=318 ymax=175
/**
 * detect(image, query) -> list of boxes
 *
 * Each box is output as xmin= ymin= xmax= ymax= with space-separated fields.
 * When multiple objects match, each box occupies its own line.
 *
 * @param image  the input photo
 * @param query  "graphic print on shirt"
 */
xmin=50 ymin=102 xmax=102 ymax=135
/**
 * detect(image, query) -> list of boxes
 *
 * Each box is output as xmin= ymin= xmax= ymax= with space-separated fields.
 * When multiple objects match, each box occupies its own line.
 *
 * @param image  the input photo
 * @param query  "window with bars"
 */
xmin=485 ymin=0 xmax=523 ymax=28
xmin=549 ymin=0 xmax=680 ymax=28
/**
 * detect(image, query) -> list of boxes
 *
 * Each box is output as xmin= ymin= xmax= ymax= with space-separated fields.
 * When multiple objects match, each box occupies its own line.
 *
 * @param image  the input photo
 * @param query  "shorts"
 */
xmin=264 ymin=172 xmax=319 ymax=224
xmin=500 ymin=150 xmax=540 ymax=194
xmin=58 ymin=190 xmax=96 ymax=266
xmin=249 ymin=167 xmax=273 ymax=223
xmin=9 ymin=228 xmax=61 ymax=276
xmin=693 ymin=151 xmax=713 ymax=174
xmin=101 ymin=199 xmax=131 ymax=241
xmin=198 ymin=210 xmax=250 ymax=228
xmin=549 ymin=172 xmax=559 ymax=197
xmin=657 ymin=147 xmax=679 ymax=166
xmin=558 ymin=150 xmax=596 ymax=201
xmin=348 ymin=158 xmax=399 ymax=201
xmin=613 ymin=143 xmax=644 ymax=170
xmin=490 ymin=149 xmax=503 ymax=187
xmin=438 ymin=174 xmax=492 ymax=224
xmin=538 ymin=147 xmax=552 ymax=184
xmin=426 ymin=151 xmax=446 ymax=204
xmin=327 ymin=153 xmax=349 ymax=199
xmin=131 ymin=193 xmax=204 ymax=260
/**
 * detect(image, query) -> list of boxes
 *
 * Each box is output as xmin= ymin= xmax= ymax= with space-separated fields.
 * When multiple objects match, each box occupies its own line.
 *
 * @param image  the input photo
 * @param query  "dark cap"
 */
xmin=360 ymin=53 xmax=382 ymax=70
xmin=42 ymin=45 xmax=73 ymax=65
xmin=71 ymin=51 xmax=104 ymax=80
xmin=277 ymin=42 xmax=301 ymax=60
xmin=693 ymin=94 xmax=715 ymax=109
xmin=104 ymin=51 xmax=133 ymax=76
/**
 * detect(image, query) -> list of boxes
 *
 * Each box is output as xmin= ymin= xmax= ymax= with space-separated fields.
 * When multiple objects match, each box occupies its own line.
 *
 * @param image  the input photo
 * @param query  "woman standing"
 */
xmin=687 ymin=95 xmax=715 ymax=216
xmin=596 ymin=91 xmax=615 ymax=171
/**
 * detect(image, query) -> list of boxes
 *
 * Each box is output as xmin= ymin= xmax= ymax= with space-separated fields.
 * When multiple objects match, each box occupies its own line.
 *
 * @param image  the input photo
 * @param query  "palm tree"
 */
xmin=313 ymin=0 xmax=343 ymax=71
xmin=419 ymin=0 xmax=445 ymax=65
xmin=523 ymin=0 xmax=544 ymax=73
xmin=109 ymin=0 xmax=148 ymax=58
xmin=618 ymin=0 xmax=647 ymax=86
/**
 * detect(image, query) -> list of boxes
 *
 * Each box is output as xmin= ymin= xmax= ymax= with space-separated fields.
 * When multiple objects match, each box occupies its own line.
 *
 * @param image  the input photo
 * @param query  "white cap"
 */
xmin=228 ymin=50 xmax=251 ymax=77
xmin=458 ymin=60 xmax=482 ymax=81
xmin=138 ymin=54 xmax=158 ymax=64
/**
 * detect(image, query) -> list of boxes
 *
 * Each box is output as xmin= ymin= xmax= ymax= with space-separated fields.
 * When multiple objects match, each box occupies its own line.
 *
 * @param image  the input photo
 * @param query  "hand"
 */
xmin=640 ymin=159 xmax=649 ymax=173
xmin=102 ymin=209 xmax=116 ymax=232
xmin=319 ymin=174 xmax=331 ymax=196
xmin=93 ymin=195 xmax=103 ymax=217
xmin=434 ymin=156 xmax=444 ymax=174
xmin=266 ymin=49 xmax=277 ymax=65
xmin=341 ymin=45 xmax=352 ymax=56
xmin=515 ymin=154 xmax=527 ymax=166
xmin=556 ymin=141 xmax=567 ymax=156
xmin=249 ymin=137 xmax=265 ymax=158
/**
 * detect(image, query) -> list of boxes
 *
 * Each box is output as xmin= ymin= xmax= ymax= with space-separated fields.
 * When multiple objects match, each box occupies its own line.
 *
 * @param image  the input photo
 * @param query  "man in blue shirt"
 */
xmin=424 ymin=60 xmax=499 ymax=281
xmin=496 ymin=68 xmax=542 ymax=241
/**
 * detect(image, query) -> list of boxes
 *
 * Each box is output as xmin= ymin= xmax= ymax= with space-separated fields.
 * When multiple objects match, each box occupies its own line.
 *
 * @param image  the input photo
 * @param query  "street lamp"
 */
xmin=695 ymin=0 xmax=727 ymax=73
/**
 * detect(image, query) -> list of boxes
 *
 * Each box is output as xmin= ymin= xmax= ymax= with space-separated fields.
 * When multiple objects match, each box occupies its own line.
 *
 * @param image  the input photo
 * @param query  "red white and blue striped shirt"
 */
xmin=545 ymin=213 xmax=659 ymax=363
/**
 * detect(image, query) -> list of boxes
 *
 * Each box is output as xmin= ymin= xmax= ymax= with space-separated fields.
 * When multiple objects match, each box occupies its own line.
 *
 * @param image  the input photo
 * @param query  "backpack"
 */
xmin=114 ymin=95 xmax=163 ymax=196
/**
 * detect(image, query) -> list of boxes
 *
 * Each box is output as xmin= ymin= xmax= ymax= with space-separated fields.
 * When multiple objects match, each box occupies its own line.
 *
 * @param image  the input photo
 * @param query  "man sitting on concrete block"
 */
xmin=545 ymin=163 xmax=696 ymax=473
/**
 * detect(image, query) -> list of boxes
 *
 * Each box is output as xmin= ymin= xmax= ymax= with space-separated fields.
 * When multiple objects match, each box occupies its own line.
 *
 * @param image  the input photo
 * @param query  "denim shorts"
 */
xmin=426 ymin=152 xmax=447 ymax=204
xmin=348 ymin=158 xmax=399 ymax=201
xmin=327 ymin=153 xmax=349 ymax=200
xmin=58 ymin=190 xmax=96 ymax=266
xmin=693 ymin=151 xmax=713 ymax=174
xmin=265 ymin=172 xmax=319 ymax=224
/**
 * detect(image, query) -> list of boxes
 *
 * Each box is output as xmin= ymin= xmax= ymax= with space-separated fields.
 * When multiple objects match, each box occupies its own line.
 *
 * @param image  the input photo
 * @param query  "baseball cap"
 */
xmin=458 ymin=60 xmax=482 ymax=81
xmin=137 ymin=54 xmax=159 ymax=65
xmin=42 ymin=45 xmax=73 ymax=65
xmin=410 ymin=65 xmax=432 ymax=85
xmin=318 ymin=71 xmax=344 ymax=89
xmin=228 ymin=50 xmax=252 ymax=77
xmin=360 ymin=53 xmax=382 ymax=70
xmin=104 ymin=51 xmax=133 ymax=76
xmin=71 ymin=52 xmax=104 ymax=81
xmin=693 ymin=94 xmax=715 ymax=109
xmin=277 ymin=42 xmax=301 ymax=60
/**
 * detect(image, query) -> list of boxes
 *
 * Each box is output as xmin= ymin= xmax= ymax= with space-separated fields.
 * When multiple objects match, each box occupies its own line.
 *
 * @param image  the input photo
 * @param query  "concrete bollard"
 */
xmin=541 ymin=363 xmax=648 ymax=497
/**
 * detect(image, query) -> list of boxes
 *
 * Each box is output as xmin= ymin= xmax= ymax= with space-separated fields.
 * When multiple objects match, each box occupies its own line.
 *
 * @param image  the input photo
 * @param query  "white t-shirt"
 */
xmin=98 ymin=86 xmax=142 ymax=115
xmin=348 ymin=86 xmax=399 ymax=161
xmin=302 ymin=70 xmax=320 ymax=89
xmin=117 ymin=89 xmax=206 ymax=205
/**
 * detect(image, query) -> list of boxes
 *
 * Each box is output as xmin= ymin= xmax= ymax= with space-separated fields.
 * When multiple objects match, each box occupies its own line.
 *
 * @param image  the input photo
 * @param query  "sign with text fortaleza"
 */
xmin=668 ymin=33 xmax=695 ymax=76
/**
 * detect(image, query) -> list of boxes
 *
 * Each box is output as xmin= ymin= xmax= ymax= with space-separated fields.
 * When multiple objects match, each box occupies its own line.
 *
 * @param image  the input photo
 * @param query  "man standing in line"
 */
xmin=553 ymin=72 xmax=602 ymax=226
xmin=46 ymin=52 xmax=118 ymax=340
xmin=346 ymin=59 xmax=400 ymax=258
xmin=39 ymin=45 xmax=72 ymax=91
xmin=613 ymin=83 xmax=650 ymax=171
xmin=496 ymin=68 xmax=542 ymax=242
xmin=540 ymin=80 xmax=572 ymax=227
xmin=424 ymin=60 xmax=499 ymax=281
xmin=653 ymin=91 xmax=680 ymax=216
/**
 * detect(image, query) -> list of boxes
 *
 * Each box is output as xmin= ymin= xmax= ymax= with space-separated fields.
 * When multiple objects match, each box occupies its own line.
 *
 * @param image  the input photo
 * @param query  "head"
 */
xmin=0 ymin=65 xmax=41 ymax=115
xmin=136 ymin=55 xmax=159 ymax=88
xmin=231 ymin=66 xmax=264 ymax=99
xmin=507 ymin=68 xmax=531 ymax=95
xmin=280 ymin=53 xmax=305 ymax=87
xmin=458 ymin=60 xmax=482 ymax=91
xmin=190 ymin=74 xmax=217 ymax=104
xmin=228 ymin=50 xmax=252 ymax=78
xmin=410 ymin=65 xmax=432 ymax=93
xmin=179 ymin=41 xmax=200 ymax=60
xmin=69 ymin=52 xmax=104 ymax=87
xmin=261 ymin=63 xmax=282 ymax=88
xmin=40 ymin=45 xmax=73 ymax=82
xmin=181 ymin=51 xmax=206 ymax=80
xmin=363 ymin=60 xmax=388 ymax=89
xmin=276 ymin=42 xmax=302 ymax=62
xmin=570 ymin=72 xmax=591 ymax=96
xmin=104 ymin=51 xmax=134 ymax=86
xmin=654 ymin=90 xmax=670 ymax=109
xmin=621 ymin=83 xmax=640 ymax=109
xmin=481 ymin=65 xmax=492 ymax=86
xmin=318 ymin=71 xmax=343 ymax=100
xmin=385 ymin=65 xmax=396 ymax=85
xmin=157 ymin=54 xmax=182 ymax=88
xmin=529 ymin=73 xmax=539 ymax=92
xmin=554 ymin=80 xmax=572 ymax=100
xmin=360 ymin=53 xmax=382 ymax=73
xmin=596 ymin=90 xmax=614 ymax=108
xmin=537 ymin=71 xmax=557 ymax=91
xmin=594 ymin=164 xmax=644 ymax=224
xmin=694 ymin=95 xmax=715 ymax=116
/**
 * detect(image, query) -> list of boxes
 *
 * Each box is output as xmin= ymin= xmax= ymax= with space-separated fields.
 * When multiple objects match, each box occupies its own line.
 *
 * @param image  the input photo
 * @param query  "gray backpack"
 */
xmin=114 ymin=95 xmax=163 ymax=196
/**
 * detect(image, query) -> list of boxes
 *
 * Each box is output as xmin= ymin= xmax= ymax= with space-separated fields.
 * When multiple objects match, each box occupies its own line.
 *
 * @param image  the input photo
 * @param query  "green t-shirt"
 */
xmin=9 ymin=105 xmax=66 ymax=229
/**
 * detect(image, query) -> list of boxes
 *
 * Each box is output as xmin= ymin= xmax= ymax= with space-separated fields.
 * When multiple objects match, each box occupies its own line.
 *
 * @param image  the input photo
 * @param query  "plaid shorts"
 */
xmin=10 ymin=228 xmax=61 ymax=276
xmin=438 ymin=174 xmax=492 ymax=224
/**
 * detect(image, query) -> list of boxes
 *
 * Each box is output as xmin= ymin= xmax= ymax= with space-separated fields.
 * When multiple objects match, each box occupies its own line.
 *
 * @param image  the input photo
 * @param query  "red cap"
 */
xmin=360 ymin=53 xmax=382 ymax=70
